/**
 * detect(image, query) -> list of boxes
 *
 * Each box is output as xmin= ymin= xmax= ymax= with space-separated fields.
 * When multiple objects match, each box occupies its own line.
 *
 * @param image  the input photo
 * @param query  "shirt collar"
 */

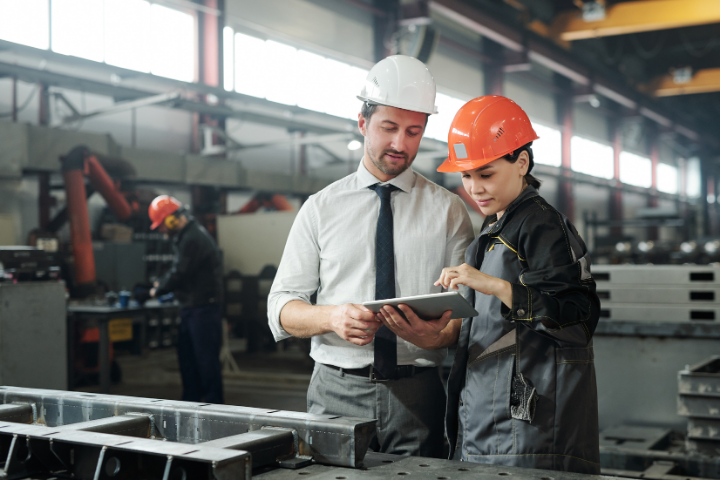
xmin=356 ymin=157 xmax=416 ymax=193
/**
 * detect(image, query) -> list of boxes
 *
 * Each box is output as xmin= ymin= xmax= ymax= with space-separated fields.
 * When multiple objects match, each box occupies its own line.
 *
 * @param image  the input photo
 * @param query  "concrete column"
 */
xmin=647 ymin=135 xmax=660 ymax=241
xmin=482 ymin=38 xmax=504 ymax=96
xmin=196 ymin=0 xmax=226 ymax=156
xmin=372 ymin=0 xmax=399 ymax=61
xmin=555 ymin=75 xmax=574 ymax=222
xmin=610 ymin=117 xmax=623 ymax=238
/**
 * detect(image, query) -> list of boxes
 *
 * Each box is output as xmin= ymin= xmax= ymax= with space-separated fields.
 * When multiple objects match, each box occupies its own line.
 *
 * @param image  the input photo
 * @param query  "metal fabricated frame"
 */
xmin=0 ymin=387 xmax=375 ymax=479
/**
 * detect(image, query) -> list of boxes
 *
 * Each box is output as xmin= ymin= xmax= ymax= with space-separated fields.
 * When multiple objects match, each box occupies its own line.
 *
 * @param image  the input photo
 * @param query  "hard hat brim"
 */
xmin=436 ymin=156 xmax=501 ymax=173
xmin=150 ymin=219 xmax=164 ymax=230
xmin=357 ymin=96 xmax=438 ymax=115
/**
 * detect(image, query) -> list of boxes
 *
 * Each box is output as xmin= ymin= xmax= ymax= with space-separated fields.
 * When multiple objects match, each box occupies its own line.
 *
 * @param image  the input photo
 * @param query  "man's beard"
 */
xmin=367 ymin=141 xmax=414 ymax=177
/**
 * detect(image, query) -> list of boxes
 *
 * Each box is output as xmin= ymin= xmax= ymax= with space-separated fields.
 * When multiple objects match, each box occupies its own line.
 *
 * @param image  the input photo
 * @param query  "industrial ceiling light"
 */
xmin=680 ymin=241 xmax=696 ymax=253
xmin=580 ymin=0 xmax=606 ymax=22
xmin=588 ymin=94 xmax=601 ymax=108
xmin=347 ymin=140 xmax=362 ymax=151
xmin=638 ymin=241 xmax=654 ymax=253
xmin=704 ymin=241 xmax=719 ymax=255
xmin=615 ymin=241 xmax=631 ymax=252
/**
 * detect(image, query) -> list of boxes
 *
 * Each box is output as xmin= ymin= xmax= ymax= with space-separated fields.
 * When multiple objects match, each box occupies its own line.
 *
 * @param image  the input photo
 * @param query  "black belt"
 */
xmin=322 ymin=363 xmax=436 ymax=382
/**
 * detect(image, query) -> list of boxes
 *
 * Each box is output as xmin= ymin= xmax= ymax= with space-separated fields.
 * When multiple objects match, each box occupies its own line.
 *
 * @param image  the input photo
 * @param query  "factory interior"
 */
xmin=1 ymin=0 xmax=720 ymax=479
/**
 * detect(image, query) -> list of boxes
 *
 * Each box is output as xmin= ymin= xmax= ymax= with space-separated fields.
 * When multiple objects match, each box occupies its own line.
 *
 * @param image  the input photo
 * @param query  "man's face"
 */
xmin=358 ymin=105 xmax=427 ymax=181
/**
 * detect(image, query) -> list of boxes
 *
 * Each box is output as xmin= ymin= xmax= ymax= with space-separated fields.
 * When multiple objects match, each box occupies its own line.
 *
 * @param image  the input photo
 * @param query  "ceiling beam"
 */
xmin=428 ymin=0 xmax=704 ymax=143
xmin=649 ymin=68 xmax=720 ymax=97
xmin=552 ymin=0 xmax=720 ymax=41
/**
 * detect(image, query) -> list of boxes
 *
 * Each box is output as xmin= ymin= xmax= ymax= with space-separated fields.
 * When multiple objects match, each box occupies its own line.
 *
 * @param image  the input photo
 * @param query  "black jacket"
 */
xmin=155 ymin=219 xmax=222 ymax=307
xmin=446 ymin=186 xmax=601 ymax=474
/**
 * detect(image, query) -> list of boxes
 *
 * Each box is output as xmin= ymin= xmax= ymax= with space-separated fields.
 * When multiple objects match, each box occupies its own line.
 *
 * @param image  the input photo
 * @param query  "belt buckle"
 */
xmin=369 ymin=366 xmax=389 ymax=382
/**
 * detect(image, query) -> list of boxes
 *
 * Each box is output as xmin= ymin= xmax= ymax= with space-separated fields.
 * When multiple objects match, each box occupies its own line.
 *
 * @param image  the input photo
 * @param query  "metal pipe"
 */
xmin=61 ymin=165 xmax=96 ymax=289
xmin=85 ymin=155 xmax=132 ymax=220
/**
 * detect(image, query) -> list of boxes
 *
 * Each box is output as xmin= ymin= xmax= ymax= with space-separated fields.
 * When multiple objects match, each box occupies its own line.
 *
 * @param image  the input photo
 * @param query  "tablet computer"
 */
xmin=362 ymin=291 xmax=478 ymax=320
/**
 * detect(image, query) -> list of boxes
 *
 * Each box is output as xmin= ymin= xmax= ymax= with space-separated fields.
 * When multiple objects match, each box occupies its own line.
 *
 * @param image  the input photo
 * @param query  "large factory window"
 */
xmin=52 ymin=0 xmax=105 ymax=62
xmin=620 ymin=151 xmax=652 ymax=188
xmin=531 ymin=123 xmax=562 ymax=167
xmin=225 ymin=29 xmax=467 ymax=131
xmin=424 ymin=94 xmax=467 ymax=142
xmin=657 ymin=163 xmax=679 ymax=194
xmin=230 ymin=31 xmax=366 ymax=120
xmin=146 ymin=4 xmax=194 ymax=82
xmin=571 ymin=136 xmax=614 ymax=179
xmin=104 ymin=0 xmax=152 ymax=73
xmin=0 ymin=0 xmax=194 ymax=82
xmin=0 ymin=0 xmax=49 ymax=50
xmin=223 ymin=26 xmax=235 ymax=91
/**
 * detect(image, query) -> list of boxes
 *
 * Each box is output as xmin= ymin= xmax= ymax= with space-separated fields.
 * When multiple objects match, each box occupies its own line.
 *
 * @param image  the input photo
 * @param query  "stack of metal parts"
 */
xmin=0 ymin=247 xmax=60 ymax=282
xmin=679 ymin=356 xmax=720 ymax=455
xmin=593 ymin=265 xmax=720 ymax=323
xmin=599 ymin=425 xmax=720 ymax=479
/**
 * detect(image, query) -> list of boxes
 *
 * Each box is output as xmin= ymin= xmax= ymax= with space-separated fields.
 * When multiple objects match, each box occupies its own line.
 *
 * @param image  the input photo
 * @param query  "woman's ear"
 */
xmin=516 ymin=150 xmax=530 ymax=176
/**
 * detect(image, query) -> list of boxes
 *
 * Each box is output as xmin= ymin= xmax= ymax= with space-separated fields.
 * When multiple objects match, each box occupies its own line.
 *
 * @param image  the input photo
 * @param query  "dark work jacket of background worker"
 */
xmin=155 ymin=217 xmax=224 ymax=404
xmin=446 ymin=186 xmax=601 ymax=474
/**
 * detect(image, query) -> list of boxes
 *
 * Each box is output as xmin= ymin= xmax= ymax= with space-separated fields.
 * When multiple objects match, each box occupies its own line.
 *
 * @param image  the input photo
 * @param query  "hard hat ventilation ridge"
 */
xmin=372 ymin=77 xmax=380 ymax=87
xmin=494 ymin=127 xmax=505 ymax=142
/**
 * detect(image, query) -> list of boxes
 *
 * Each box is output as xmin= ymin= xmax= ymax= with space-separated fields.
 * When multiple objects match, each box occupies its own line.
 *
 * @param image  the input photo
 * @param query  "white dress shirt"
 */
xmin=268 ymin=160 xmax=474 ymax=368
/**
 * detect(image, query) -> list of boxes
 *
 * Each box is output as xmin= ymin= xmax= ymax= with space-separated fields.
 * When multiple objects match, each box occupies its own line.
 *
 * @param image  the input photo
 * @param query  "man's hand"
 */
xmin=376 ymin=304 xmax=453 ymax=350
xmin=149 ymin=281 xmax=160 ymax=298
xmin=329 ymin=303 xmax=382 ymax=346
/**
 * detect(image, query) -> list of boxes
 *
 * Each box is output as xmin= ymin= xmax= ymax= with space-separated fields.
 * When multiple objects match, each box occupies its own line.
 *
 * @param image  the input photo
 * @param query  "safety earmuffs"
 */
xmin=164 ymin=214 xmax=180 ymax=230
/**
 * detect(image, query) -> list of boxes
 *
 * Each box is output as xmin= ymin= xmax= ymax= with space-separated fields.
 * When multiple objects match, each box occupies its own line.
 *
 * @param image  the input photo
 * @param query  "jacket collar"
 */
xmin=483 ymin=185 xmax=539 ymax=235
xmin=356 ymin=157 xmax=416 ymax=193
xmin=172 ymin=218 xmax=195 ymax=243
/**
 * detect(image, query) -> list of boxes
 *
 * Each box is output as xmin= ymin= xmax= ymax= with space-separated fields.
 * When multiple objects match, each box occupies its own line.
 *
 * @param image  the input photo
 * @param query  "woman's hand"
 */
xmin=435 ymin=263 xmax=513 ymax=308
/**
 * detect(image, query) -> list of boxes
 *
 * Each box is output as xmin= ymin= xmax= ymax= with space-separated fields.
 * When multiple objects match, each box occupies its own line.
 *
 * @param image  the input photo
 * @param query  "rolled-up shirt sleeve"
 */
xmin=267 ymin=198 xmax=320 ymax=341
xmin=445 ymin=196 xmax=475 ymax=267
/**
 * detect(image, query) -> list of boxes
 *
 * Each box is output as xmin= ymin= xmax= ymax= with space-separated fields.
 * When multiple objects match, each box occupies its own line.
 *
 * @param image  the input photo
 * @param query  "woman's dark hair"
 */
xmin=503 ymin=142 xmax=541 ymax=190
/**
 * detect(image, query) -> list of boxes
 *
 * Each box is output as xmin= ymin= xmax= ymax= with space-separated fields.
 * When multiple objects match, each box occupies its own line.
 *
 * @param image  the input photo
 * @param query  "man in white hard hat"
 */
xmin=268 ymin=55 xmax=473 ymax=457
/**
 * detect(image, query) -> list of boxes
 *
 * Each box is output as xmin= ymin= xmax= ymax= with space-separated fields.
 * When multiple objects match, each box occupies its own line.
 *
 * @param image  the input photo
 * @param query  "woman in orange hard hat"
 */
xmin=436 ymin=96 xmax=601 ymax=473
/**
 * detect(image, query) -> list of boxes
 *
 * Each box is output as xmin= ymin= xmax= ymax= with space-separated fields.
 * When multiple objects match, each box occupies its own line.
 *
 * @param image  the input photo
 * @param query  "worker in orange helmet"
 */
xmin=378 ymin=96 xmax=601 ymax=473
xmin=148 ymin=195 xmax=224 ymax=404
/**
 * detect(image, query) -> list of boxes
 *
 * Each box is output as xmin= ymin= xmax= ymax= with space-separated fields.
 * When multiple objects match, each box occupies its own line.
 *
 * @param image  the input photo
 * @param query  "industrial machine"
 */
xmin=0 ymin=283 xmax=67 ymax=390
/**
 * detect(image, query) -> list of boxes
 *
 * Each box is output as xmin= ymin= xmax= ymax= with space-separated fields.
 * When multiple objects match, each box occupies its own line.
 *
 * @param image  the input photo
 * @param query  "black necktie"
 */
xmin=370 ymin=183 xmax=399 ymax=378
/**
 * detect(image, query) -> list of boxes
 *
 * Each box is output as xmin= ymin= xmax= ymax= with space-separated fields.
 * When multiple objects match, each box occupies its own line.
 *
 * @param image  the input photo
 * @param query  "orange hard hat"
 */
xmin=149 ymin=195 xmax=181 ymax=230
xmin=437 ymin=95 xmax=539 ymax=173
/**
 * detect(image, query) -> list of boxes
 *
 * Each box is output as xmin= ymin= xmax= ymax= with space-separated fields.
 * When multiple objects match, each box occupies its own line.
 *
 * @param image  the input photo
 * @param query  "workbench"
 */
xmin=67 ymin=302 xmax=181 ymax=393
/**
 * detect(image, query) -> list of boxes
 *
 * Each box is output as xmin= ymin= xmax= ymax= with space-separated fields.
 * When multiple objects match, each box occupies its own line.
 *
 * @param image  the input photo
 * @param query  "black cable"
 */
xmin=630 ymin=31 xmax=667 ymax=60
xmin=679 ymin=29 xmax=719 ymax=58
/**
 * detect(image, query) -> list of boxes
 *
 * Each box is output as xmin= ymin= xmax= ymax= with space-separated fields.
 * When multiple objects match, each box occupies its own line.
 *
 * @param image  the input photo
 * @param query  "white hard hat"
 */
xmin=357 ymin=55 xmax=438 ymax=115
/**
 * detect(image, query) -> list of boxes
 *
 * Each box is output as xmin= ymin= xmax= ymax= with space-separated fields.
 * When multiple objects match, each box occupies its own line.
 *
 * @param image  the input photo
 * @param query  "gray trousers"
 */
xmin=307 ymin=363 xmax=446 ymax=458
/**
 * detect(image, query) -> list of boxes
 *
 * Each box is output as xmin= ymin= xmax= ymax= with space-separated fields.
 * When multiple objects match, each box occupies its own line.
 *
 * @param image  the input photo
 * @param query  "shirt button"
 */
xmin=517 ymin=309 xmax=526 ymax=317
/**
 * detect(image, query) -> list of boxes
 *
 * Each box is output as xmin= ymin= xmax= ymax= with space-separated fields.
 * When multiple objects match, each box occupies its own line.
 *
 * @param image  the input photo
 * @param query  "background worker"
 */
xmin=268 ymin=55 xmax=474 ymax=457
xmin=148 ymin=195 xmax=224 ymax=404
xmin=383 ymin=96 xmax=599 ymax=473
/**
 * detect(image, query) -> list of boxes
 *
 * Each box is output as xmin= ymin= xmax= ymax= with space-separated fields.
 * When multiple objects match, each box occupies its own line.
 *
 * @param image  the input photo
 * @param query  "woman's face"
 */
xmin=461 ymin=151 xmax=529 ymax=219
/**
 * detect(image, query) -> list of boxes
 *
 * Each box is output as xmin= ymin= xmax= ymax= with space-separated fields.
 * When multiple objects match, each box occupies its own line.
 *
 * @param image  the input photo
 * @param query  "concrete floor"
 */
xmin=79 ymin=339 xmax=314 ymax=412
